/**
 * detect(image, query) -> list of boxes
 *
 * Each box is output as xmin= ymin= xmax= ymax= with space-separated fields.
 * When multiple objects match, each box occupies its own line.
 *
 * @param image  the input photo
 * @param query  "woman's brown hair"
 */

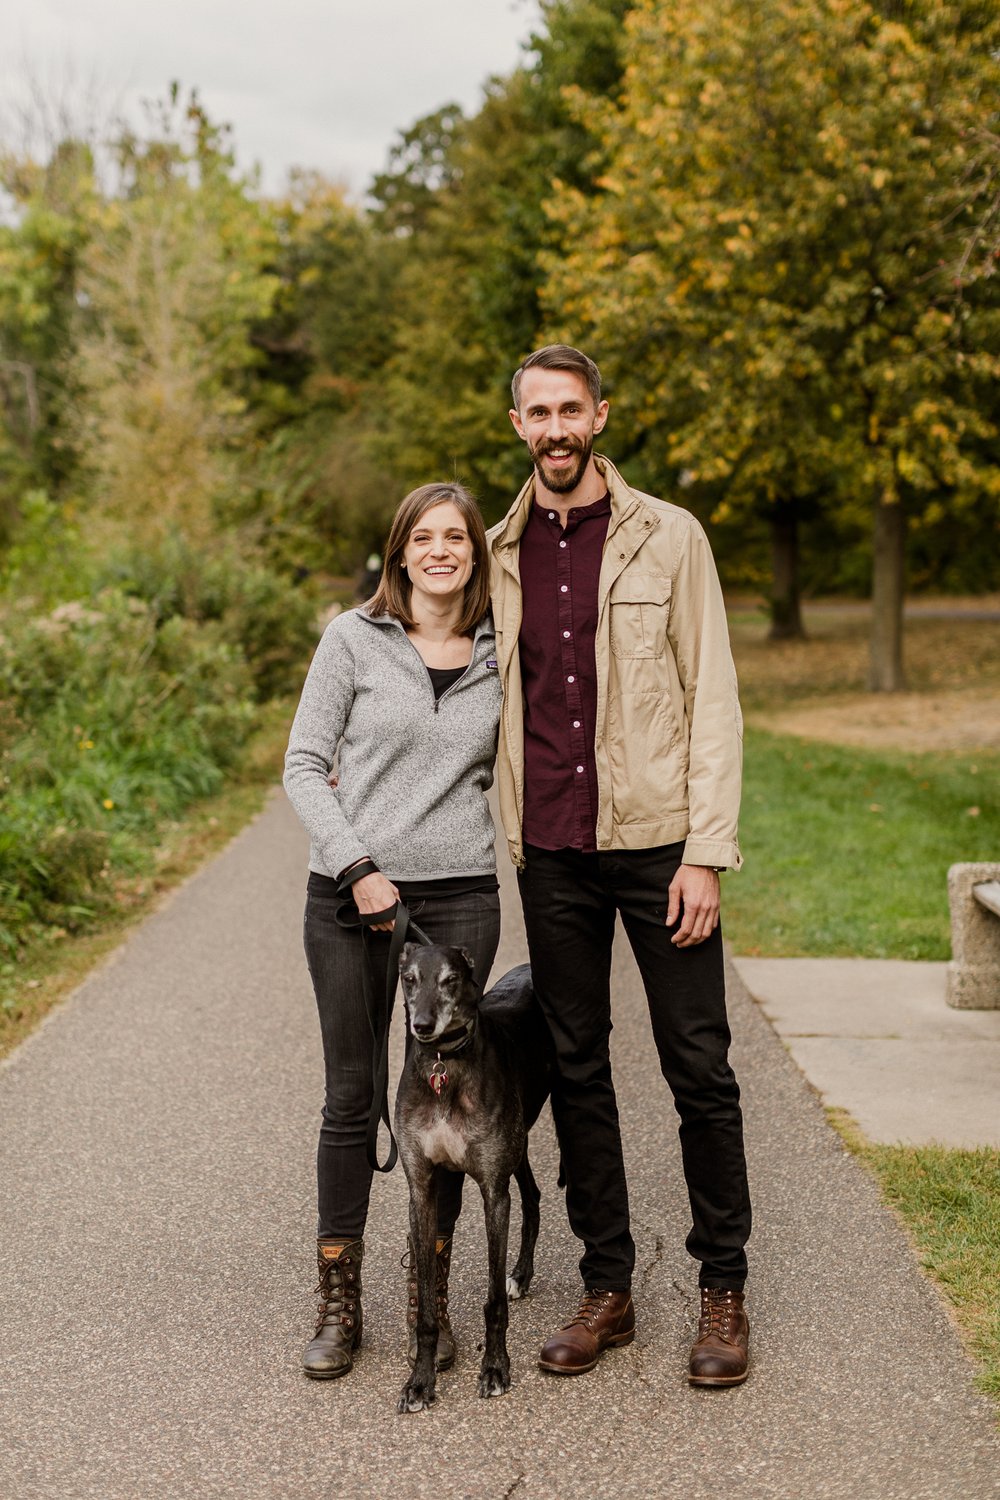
xmin=364 ymin=482 xmax=491 ymax=636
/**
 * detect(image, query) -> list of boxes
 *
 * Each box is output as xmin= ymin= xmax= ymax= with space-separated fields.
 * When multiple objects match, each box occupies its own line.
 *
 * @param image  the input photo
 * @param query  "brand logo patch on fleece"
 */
xmin=486 ymin=658 xmax=498 ymax=672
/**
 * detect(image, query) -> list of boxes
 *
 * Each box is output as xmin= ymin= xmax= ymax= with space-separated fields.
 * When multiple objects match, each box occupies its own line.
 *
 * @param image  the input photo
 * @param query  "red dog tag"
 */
xmin=429 ymin=1060 xmax=448 ymax=1095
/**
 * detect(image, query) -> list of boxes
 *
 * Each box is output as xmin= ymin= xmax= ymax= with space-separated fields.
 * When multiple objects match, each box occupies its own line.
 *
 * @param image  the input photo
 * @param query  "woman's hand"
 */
xmin=351 ymin=871 xmax=401 ymax=932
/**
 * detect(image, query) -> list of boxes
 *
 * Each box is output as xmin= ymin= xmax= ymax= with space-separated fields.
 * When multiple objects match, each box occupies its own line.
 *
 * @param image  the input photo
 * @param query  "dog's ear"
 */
xmin=458 ymin=947 xmax=476 ymax=976
xmin=399 ymin=941 xmax=419 ymax=970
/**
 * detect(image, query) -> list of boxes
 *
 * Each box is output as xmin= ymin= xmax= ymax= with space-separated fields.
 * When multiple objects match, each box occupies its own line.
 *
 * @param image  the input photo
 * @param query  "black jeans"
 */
xmin=303 ymin=883 xmax=501 ymax=1240
xmin=518 ymin=842 xmax=751 ymax=1291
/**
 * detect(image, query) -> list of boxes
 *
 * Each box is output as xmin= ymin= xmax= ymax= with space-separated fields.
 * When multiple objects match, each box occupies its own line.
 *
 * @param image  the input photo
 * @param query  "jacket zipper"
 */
xmin=389 ymin=617 xmax=487 ymax=713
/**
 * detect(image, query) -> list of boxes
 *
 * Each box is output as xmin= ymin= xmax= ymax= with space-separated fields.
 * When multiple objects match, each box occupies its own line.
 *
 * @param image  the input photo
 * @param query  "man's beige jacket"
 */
xmin=487 ymin=454 xmax=743 ymax=871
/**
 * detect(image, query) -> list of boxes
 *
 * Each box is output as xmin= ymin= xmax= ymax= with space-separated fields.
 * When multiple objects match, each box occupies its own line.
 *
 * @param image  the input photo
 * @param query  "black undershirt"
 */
xmin=426 ymin=663 xmax=466 ymax=698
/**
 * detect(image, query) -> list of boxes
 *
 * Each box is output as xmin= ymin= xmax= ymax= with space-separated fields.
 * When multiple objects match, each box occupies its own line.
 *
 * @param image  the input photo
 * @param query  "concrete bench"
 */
xmin=947 ymin=862 xmax=1000 ymax=1009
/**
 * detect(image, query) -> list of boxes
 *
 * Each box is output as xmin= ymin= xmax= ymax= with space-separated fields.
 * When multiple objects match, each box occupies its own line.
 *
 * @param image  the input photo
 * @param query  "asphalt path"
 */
xmin=2 ymin=791 xmax=999 ymax=1500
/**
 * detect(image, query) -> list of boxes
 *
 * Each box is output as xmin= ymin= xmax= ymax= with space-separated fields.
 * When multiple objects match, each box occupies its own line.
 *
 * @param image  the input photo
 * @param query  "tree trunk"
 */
xmin=767 ymin=507 xmax=806 ymax=640
xmin=869 ymin=495 xmax=906 ymax=691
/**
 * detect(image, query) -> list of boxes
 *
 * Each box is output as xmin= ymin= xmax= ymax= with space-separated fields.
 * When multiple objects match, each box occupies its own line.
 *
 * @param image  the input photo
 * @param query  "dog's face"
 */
xmin=399 ymin=943 xmax=478 ymax=1044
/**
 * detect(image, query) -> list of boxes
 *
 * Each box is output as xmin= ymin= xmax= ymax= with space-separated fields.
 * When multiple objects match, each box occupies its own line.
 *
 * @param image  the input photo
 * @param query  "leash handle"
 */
xmin=364 ymin=902 xmax=432 ymax=1174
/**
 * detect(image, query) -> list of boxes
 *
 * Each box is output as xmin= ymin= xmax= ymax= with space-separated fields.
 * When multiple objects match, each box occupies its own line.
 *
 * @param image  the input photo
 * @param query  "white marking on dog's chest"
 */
xmin=417 ymin=1116 xmax=470 ymax=1169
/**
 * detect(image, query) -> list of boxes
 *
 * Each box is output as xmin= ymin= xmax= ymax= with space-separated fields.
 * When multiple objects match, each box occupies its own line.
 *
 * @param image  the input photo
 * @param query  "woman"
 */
xmin=283 ymin=482 xmax=501 ymax=1381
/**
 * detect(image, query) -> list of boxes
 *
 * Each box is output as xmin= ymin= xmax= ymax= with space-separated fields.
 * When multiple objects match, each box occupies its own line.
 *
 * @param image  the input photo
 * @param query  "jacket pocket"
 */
xmin=609 ymin=574 xmax=671 ymax=659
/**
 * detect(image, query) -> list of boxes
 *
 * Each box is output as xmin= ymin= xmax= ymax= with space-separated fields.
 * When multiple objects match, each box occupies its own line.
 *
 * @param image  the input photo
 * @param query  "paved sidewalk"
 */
xmin=2 ymin=791 xmax=999 ymax=1500
xmin=733 ymin=957 xmax=1000 ymax=1149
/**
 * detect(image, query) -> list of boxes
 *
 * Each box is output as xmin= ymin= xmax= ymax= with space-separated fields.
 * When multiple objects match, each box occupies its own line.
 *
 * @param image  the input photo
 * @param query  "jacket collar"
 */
xmin=491 ymin=453 xmax=654 ymax=557
xmin=355 ymin=607 xmax=494 ymax=644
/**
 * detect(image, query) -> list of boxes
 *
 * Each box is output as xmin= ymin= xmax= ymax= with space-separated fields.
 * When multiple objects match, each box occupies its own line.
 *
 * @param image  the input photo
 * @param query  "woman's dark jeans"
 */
xmin=303 ymin=883 xmax=500 ymax=1240
xmin=517 ymin=841 xmax=751 ymax=1291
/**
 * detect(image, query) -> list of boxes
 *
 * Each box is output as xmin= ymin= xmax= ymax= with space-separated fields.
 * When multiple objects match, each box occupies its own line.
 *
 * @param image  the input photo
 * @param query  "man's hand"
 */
xmin=666 ymin=864 xmax=721 ymax=947
xmin=352 ymin=871 xmax=401 ymax=932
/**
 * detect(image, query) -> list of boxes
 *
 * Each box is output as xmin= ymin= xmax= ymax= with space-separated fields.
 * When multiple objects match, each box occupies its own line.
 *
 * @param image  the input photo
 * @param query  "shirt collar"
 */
xmin=531 ymin=491 xmax=611 ymax=531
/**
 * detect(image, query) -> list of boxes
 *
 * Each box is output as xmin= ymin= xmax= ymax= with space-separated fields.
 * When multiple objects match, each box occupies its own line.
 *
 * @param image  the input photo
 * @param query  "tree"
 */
xmin=368 ymin=0 xmax=631 ymax=520
xmin=543 ymin=0 xmax=1000 ymax=683
xmin=69 ymin=89 xmax=280 ymax=548
xmin=245 ymin=170 xmax=401 ymax=574
xmin=0 ymin=137 xmax=97 ymax=540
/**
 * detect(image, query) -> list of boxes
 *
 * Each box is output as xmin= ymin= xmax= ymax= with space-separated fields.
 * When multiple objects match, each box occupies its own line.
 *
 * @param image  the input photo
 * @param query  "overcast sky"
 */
xmin=0 ymin=0 xmax=542 ymax=197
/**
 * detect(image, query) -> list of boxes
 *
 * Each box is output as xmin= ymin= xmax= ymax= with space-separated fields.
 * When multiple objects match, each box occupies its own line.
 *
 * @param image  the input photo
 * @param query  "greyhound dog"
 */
xmin=394 ymin=944 xmax=551 ymax=1413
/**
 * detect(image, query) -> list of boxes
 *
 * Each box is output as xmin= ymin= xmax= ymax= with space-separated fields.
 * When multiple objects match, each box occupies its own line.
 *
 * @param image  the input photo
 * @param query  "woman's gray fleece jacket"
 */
xmin=283 ymin=608 xmax=502 ymax=882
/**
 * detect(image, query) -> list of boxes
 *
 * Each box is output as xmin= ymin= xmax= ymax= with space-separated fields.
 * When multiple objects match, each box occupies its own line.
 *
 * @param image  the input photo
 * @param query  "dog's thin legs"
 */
xmin=507 ymin=1150 xmax=541 ymax=1300
xmin=478 ymin=1182 xmax=512 ymax=1398
xmin=397 ymin=1169 xmax=439 ymax=1413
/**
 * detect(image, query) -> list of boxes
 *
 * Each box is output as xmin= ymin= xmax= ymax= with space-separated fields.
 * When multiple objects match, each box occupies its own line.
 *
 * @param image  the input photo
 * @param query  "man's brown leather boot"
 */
xmin=302 ymin=1238 xmax=364 ymax=1379
xmin=688 ymin=1286 xmax=749 ymax=1386
xmin=405 ymin=1235 xmax=457 ymax=1371
xmin=538 ymin=1289 xmax=635 ymax=1375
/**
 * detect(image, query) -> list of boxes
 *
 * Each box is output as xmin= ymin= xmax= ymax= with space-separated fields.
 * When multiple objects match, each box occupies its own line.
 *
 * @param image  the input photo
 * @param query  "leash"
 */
xmin=335 ymin=861 xmax=433 ymax=1173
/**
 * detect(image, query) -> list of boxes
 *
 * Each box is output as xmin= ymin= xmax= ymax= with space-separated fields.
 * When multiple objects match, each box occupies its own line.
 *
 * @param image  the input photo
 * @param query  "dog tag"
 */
xmin=429 ymin=1060 xmax=448 ymax=1095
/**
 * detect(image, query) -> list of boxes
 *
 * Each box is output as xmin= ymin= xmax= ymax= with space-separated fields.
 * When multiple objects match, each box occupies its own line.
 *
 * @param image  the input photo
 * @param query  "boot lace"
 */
xmin=402 ymin=1243 xmax=452 ymax=1328
xmin=314 ymin=1255 xmax=359 ymax=1332
xmin=698 ymin=1287 xmax=740 ymax=1342
xmin=564 ymin=1289 xmax=616 ymax=1331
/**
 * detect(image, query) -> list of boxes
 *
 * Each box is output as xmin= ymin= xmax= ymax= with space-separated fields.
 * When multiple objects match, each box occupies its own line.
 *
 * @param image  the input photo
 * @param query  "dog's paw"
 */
xmin=477 ymin=1363 xmax=511 ymax=1399
xmin=397 ymin=1378 xmax=436 ymax=1414
xmin=506 ymin=1271 xmax=531 ymax=1300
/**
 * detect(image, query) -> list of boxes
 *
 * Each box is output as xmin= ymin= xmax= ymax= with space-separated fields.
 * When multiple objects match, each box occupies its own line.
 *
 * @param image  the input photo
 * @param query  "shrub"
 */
xmin=92 ymin=535 xmax=317 ymax=698
xmin=0 ymin=588 xmax=257 ymax=953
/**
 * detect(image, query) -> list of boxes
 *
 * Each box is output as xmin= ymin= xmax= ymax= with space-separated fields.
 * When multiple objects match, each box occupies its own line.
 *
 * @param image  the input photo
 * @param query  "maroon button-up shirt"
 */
xmin=518 ymin=492 xmax=611 ymax=852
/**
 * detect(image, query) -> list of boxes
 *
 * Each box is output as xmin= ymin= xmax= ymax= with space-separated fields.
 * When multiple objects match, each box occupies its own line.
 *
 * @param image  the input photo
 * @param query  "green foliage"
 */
xmin=725 ymin=730 xmax=998 ymax=960
xmin=0 ymin=139 xmax=96 ymax=531
xmin=246 ymin=174 xmax=400 ymax=572
xmin=0 ymin=526 xmax=316 ymax=956
xmin=0 ymin=489 xmax=81 ymax=600
xmin=70 ymin=92 xmax=281 ymax=545
xmin=0 ymin=588 xmax=254 ymax=954
xmin=91 ymin=534 xmax=318 ymax=699
xmin=542 ymin=0 xmax=1000 ymax=593
xmin=370 ymin=0 xmax=630 ymax=518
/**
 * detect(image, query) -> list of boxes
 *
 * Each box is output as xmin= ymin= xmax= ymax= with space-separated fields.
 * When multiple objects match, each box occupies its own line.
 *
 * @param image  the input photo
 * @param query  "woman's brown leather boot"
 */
xmin=302 ymin=1238 xmax=364 ymax=1379
xmin=405 ymin=1234 xmax=456 ymax=1371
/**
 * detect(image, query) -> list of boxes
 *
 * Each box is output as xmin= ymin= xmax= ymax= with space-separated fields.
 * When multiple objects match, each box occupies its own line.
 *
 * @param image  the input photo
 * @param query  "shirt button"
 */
xmin=576 ymin=765 xmax=584 ymax=773
xmin=573 ymin=720 xmax=581 ymax=729
xmin=563 ymin=630 xmax=571 ymax=639
xmin=560 ymin=585 xmax=568 ymax=593
xmin=567 ymin=675 xmax=575 ymax=683
xmin=548 ymin=511 xmax=555 ymax=519
xmin=559 ymin=540 xmax=567 ymax=548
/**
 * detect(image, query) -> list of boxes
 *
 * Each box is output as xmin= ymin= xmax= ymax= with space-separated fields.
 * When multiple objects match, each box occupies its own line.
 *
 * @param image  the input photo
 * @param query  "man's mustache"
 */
xmin=534 ymin=436 xmax=586 ymax=458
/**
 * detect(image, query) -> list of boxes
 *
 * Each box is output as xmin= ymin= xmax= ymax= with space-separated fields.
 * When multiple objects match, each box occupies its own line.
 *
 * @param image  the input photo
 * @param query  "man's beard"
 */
xmin=529 ymin=434 xmax=593 ymax=495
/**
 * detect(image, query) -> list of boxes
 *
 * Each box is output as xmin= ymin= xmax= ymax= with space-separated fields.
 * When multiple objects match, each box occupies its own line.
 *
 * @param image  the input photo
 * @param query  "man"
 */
xmin=487 ymin=344 xmax=751 ymax=1386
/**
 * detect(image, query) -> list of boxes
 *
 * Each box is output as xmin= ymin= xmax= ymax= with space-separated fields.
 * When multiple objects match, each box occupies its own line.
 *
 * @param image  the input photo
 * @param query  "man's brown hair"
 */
xmin=365 ymin=482 xmax=490 ymax=636
xmin=511 ymin=344 xmax=602 ymax=411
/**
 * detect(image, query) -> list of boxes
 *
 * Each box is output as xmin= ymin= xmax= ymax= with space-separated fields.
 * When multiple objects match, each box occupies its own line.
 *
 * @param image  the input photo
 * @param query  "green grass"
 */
xmin=830 ymin=1113 xmax=1000 ymax=1410
xmin=725 ymin=729 xmax=998 ymax=958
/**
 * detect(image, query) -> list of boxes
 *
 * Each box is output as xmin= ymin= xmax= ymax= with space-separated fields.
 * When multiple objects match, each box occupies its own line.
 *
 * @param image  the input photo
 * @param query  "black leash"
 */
xmin=335 ymin=861 xmax=433 ymax=1173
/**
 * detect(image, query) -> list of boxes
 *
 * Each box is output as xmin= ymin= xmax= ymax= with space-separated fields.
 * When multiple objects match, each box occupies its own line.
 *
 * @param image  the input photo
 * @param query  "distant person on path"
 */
xmin=488 ymin=345 xmax=752 ymax=1385
xmin=284 ymin=482 xmax=501 ymax=1381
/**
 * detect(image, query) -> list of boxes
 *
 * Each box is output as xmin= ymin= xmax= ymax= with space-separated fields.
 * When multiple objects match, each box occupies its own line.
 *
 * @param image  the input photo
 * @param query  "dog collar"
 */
xmin=424 ymin=1016 xmax=477 ymax=1094
xmin=428 ymin=1015 xmax=478 ymax=1057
